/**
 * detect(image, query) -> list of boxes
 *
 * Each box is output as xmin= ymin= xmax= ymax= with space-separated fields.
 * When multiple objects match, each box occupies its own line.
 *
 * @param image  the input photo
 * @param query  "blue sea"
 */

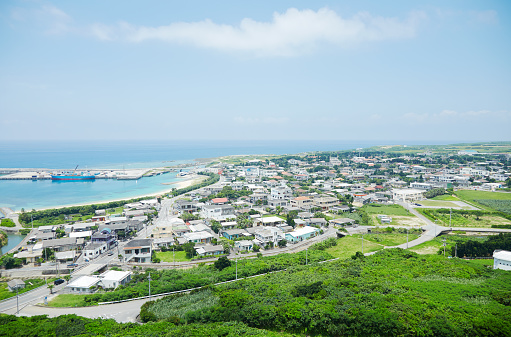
xmin=0 ymin=140 xmax=450 ymax=211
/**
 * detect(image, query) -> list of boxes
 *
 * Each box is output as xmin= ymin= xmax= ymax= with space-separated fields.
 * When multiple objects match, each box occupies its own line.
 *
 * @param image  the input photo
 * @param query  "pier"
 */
xmin=0 ymin=168 xmax=172 ymax=181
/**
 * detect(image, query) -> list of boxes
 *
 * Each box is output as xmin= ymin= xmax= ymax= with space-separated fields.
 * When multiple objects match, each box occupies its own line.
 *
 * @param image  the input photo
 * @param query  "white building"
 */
xmin=493 ymin=250 xmax=511 ymax=271
xmin=66 ymin=276 xmax=101 ymax=294
xmin=270 ymin=186 xmax=293 ymax=200
xmin=392 ymin=189 xmax=425 ymax=203
xmin=83 ymin=242 xmax=108 ymax=260
xmin=98 ymin=270 xmax=132 ymax=289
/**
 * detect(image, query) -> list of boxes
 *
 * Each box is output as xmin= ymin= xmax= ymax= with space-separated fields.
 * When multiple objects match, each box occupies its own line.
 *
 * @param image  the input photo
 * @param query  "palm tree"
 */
xmin=47 ymin=284 xmax=54 ymax=294
xmin=64 ymin=275 xmax=71 ymax=284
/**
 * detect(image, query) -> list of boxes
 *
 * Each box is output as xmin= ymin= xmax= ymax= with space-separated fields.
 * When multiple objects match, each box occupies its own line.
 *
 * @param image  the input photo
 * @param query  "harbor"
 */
xmin=0 ymin=167 xmax=176 ymax=181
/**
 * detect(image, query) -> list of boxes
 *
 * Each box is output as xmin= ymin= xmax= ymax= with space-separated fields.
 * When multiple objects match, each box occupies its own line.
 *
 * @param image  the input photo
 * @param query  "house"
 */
xmin=493 ymin=250 xmax=511 ymax=271
xmin=182 ymin=231 xmax=214 ymax=244
xmin=7 ymin=279 xmax=25 ymax=292
xmin=253 ymin=216 xmax=286 ymax=227
xmin=235 ymin=240 xmax=254 ymax=251
xmin=253 ymin=227 xmax=285 ymax=245
xmin=153 ymin=223 xmax=174 ymax=239
xmin=410 ymin=182 xmax=433 ymax=190
xmin=392 ymin=189 xmax=425 ymax=203
xmin=95 ymin=209 xmax=106 ymax=216
xmin=285 ymin=226 xmax=321 ymax=243
xmin=15 ymin=249 xmax=43 ymax=263
xmin=91 ymin=230 xmax=116 ymax=248
xmin=175 ymin=200 xmax=199 ymax=213
xmin=222 ymin=228 xmax=249 ymax=240
xmin=66 ymin=276 xmax=101 ymax=294
xmin=307 ymin=218 xmax=327 ymax=227
xmin=83 ymin=242 xmax=108 ymax=260
xmin=290 ymin=196 xmax=313 ymax=210
xmin=55 ymin=250 xmax=76 ymax=262
xmin=123 ymin=239 xmax=152 ymax=263
xmin=270 ymin=186 xmax=293 ymax=200
xmin=211 ymin=197 xmax=228 ymax=205
xmin=221 ymin=221 xmax=237 ymax=230
xmin=313 ymin=196 xmax=338 ymax=211
xmin=41 ymin=237 xmax=81 ymax=252
xmin=195 ymin=244 xmax=225 ymax=257
xmin=200 ymin=205 xmax=236 ymax=221
xmin=153 ymin=237 xmax=174 ymax=249
xmin=97 ymin=270 xmax=132 ymax=289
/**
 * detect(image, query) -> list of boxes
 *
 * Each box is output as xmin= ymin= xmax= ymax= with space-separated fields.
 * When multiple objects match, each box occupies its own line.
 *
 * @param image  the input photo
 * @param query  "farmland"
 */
xmin=418 ymin=208 xmax=511 ymax=228
xmin=454 ymin=190 xmax=511 ymax=211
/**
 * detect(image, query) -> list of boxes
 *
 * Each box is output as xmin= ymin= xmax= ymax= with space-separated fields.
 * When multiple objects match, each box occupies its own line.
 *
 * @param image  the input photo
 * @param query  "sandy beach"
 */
xmin=23 ymin=174 xmax=208 ymax=212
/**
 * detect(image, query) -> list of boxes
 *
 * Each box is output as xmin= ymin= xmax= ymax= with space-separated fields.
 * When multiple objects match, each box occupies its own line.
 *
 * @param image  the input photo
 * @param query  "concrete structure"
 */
xmin=195 ymin=244 xmax=224 ymax=257
xmin=123 ymin=239 xmax=152 ymax=263
xmin=7 ymin=279 xmax=25 ymax=292
xmin=285 ymin=226 xmax=321 ymax=243
xmin=392 ymin=189 xmax=425 ymax=203
xmin=66 ymin=276 xmax=101 ymax=294
xmin=313 ymin=196 xmax=338 ymax=211
xmin=493 ymin=250 xmax=511 ymax=271
xmin=200 ymin=205 xmax=235 ymax=221
xmin=83 ymin=242 xmax=108 ymax=260
xmin=290 ymin=196 xmax=313 ymax=210
xmin=235 ymin=240 xmax=254 ymax=251
xmin=98 ymin=270 xmax=132 ymax=289
xmin=270 ymin=186 xmax=293 ymax=200
xmin=182 ymin=231 xmax=214 ymax=244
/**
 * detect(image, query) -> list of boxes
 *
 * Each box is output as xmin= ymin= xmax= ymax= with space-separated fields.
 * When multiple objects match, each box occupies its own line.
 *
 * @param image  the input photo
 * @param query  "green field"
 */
xmin=46 ymin=294 xmax=89 ymax=307
xmin=325 ymin=235 xmax=383 ymax=259
xmin=455 ymin=190 xmax=511 ymax=211
xmin=409 ymin=234 xmax=490 ymax=256
xmin=418 ymin=208 xmax=511 ymax=228
xmin=0 ymin=279 xmax=46 ymax=301
xmin=362 ymin=204 xmax=410 ymax=216
xmin=431 ymin=194 xmax=459 ymax=201
xmin=155 ymin=250 xmax=191 ymax=263
xmin=0 ymin=219 xmax=16 ymax=227
xmin=362 ymin=233 xmax=420 ymax=247
xmin=419 ymin=200 xmax=464 ymax=208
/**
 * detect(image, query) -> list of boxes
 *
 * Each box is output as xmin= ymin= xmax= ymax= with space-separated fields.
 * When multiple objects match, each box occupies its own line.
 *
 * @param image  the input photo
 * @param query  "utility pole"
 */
xmin=306 ymin=247 xmax=308 ymax=266
xmin=148 ymin=273 xmax=152 ymax=297
xmin=443 ymin=237 xmax=447 ymax=257
xmin=16 ymin=286 xmax=19 ymax=315
xmin=362 ymin=234 xmax=364 ymax=254
xmin=173 ymin=246 xmax=175 ymax=269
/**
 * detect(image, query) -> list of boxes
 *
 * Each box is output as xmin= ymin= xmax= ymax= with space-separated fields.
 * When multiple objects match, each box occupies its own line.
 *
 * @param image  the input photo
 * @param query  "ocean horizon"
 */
xmin=0 ymin=139 xmax=455 ymax=211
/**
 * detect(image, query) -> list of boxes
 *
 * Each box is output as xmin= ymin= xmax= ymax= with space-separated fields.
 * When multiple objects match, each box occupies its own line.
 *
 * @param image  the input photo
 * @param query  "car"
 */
xmin=107 ymin=251 xmax=114 ymax=256
xmin=67 ymin=263 xmax=78 ymax=268
xmin=54 ymin=279 xmax=65 ymax=286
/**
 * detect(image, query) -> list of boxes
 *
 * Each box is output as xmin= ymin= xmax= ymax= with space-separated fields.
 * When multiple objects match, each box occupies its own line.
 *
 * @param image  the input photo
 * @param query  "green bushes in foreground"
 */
xmin=146 ymin=249 xmax=511 ymax=336
xmin=0 ymin=315 xmax=294 ymax=337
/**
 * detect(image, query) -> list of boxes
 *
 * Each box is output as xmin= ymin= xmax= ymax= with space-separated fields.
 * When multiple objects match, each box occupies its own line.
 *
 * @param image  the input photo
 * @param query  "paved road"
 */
xmin=0 ymin=280 xmax=66 ymax=314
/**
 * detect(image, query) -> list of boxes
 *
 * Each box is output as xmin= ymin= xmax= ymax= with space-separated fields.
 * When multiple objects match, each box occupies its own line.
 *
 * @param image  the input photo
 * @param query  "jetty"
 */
xmin=0 ymin=168 xmax=173 ymax=181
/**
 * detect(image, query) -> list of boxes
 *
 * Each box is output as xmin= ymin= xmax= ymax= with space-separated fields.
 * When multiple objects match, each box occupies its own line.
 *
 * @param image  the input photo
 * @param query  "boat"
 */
xmin=51 ymin=165 xmax=95 ymax=181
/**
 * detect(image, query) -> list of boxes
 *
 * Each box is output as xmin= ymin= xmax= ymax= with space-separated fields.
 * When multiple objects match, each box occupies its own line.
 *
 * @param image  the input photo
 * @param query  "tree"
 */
xmin=286 ymin=214 xmax=296 ymax=228
xmin=183 ymin=242 xmax=196 ymax=259
xmin=210 ymin=220 xmax=222 ymax=234
xmin=278 ymin=239 xmax=287 ymax=248
xmin=64 ymin=275 xmax=71 ymax=284
xmin=252 ymin=244 xmax=260 ymax=252
xmin=48 ymin=284 xmax=54 ymax=294
xmin=214 ymin=256 xmax=231 ymax=271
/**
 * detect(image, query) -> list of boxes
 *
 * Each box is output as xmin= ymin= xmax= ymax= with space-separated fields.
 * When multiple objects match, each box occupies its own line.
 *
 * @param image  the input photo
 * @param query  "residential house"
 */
xmin=83 ymin=242 xmax=108 ymax=260
xmin=200 ymin=205 xmax=236 ymax=221
xmin=313 ymin=196 xmax=338 ymax=211
xmin=195 ymin=244 xmax=225 ymax=257
xmin=98 ymin=270 xmax=132 ymax=289
xmin=222 ymin=228 xmax=249 ymax=240
xmin=66 ymin=276 xmax=101 ymax=294
xmin=182 ymin=231 xmax=214 ymax=244
xmin=7 ymin=279 xmax=25 ymax=292
xmin=285 ymin=226 xmax=321 ymax=243
xmin=123 ymin=239 xmax=152 ymax=263
xmin=290 ymin=196 xmax=313 ymax=210
xmin=235 ymin=240 xmax=254 ymax=251
xmin=270 ymin=186 xmax=293 ymax=200
xmin=392 ymin=189 xmax=425 ymax=203
xmin=493 ymin=250 xmax=511 ymax=271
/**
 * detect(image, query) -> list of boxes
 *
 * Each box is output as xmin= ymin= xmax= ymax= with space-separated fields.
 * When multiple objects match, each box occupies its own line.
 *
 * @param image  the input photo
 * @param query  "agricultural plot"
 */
xmin=155 ymin=250 xmax=191 ymax=263
xmin=455 ymin=190 xmax=511 ymax=211
xmin=476 ymin=199 xmax=511 ymax=214
xmin=418 ymin=200 xmax=465 ymax=208
xmin=362 ymin=204 xmax=410 ymax=216
xmin=418 ymin=208 xmax=511 ymax=228
xmin=148 ymin=290 xmax=219 ymax=320
xmin=431 ymin=195 xmax=459 ymax=201
xmin=362 ymin=233 xmax=420 ymax=247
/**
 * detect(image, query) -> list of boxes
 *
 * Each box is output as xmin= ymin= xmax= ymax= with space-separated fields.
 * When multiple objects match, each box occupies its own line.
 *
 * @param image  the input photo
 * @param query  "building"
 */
xmin=200 ymin=205 xmax=236 ymax=221
xmin=235 ymin=240 xmax=254 ymax=251
xmin=83 ymin=242 xmax=108 ymax=260
xmin=66 ymin=276 xmax=101 ymax=294
xmin=253 ymin=216 xmax=286 ymax=227
xmin=270 ymin=186 xmax=293 ymax=200
xmin=313 ymin=196 xmax=338 ymax=211
xmin=7 ymin=279 xmax=25 ymax=292
xmin=182 ymin=231 xmax=214 ymax=244
xmin=97 ymin=270 xmax=132 ymax=289
xmin=285 ymin=226 xmax=321 ymax=243
xmin=222 ymin=228 xmax=249 ymax=240
xmin=392 ymin=189 xmax=425 ymax=203
xmin=91 ymin=230 xmax=116 ymax=248
xmin=493 ymin=250 xmax=511 ymax=271
xmin=123 ymin=239 xmax=152 ymax=263
xmin=195 ymin=244 xmax=225 ymax=257
xmin=290 ymin=196 xmax=313 ymax=210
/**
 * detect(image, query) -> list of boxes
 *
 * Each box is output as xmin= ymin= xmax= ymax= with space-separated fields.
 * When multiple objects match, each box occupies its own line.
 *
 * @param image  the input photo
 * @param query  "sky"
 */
xmin=0 ymin=0 xmax=510 ymax=142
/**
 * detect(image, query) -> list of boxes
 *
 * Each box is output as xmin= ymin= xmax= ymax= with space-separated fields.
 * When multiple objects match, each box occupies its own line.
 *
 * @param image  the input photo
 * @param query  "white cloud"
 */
xmin=403 ymin=109 xmax=509 ymax=123
xmin=90 ymin=8 xmax=426 ymax=56
xmin=11 ymin=4 xmax=72 ymax=35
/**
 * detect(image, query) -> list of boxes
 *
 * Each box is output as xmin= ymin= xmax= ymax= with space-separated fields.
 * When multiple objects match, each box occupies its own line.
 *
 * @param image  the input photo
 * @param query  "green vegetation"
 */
xmin=418 ymin=200 xmax=465 ymax=208
xmin=476 ymin=199 xmax=511 ymax=214
xmin=454 ymin=233 xmax=511 ymax=258
xmin=55 ymin=250 xmax=332 ymax=305
xmin=362 ymin=204 xmax=410 ymax=216
xmin=0 ymin=219 xmax=15 ymax=227
xmin=362 ymin=232 xmax=420 ymax=246
xmin=47 ymin=294 xmax=89 ymax=307
xmin=423 ymin=188 xmax=446 ymax=199
xmin=432 ymin=194 xmax=459 ymax=201
xmin=0 ymin=278 xmax=46 ymax=301
xmin=0 ymin=231 xmax=6 ymax=248
xmin=144 ymin=249 xmax=511 ymax=336
xmin=454 ymin=190 xmax=511 ymax=210
xmin=155 ymin=250 xmax=191 ymax=263
xmin=172 ymin=173 xmax=219 ymax=197
xmin=146 ymin=289 xmax=219 ymax=321
xmin=18 ymin=197 xmax=156 ymax=227
xmin=0 ymin=315 xmax=294 ymax=337
xmin=418 ymin=208 xmax=511 ymax=228
xmin=325 ymin=235 xmax=382 ymax=259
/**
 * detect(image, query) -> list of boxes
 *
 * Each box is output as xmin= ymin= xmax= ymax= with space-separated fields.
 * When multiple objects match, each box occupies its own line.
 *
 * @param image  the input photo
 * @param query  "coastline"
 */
xmin=19 ymin=174 xmax=208 ymax=213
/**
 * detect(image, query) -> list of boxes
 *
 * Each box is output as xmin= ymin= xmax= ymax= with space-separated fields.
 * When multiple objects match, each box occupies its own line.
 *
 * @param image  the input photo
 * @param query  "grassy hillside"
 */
xmin=144 ymin=249 xmax=511 ymax=336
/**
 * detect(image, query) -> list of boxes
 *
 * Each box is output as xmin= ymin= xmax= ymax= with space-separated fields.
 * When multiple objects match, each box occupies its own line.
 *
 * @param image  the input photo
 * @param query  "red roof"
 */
xmin=211 ymin=197 xmax=228 ymax=204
